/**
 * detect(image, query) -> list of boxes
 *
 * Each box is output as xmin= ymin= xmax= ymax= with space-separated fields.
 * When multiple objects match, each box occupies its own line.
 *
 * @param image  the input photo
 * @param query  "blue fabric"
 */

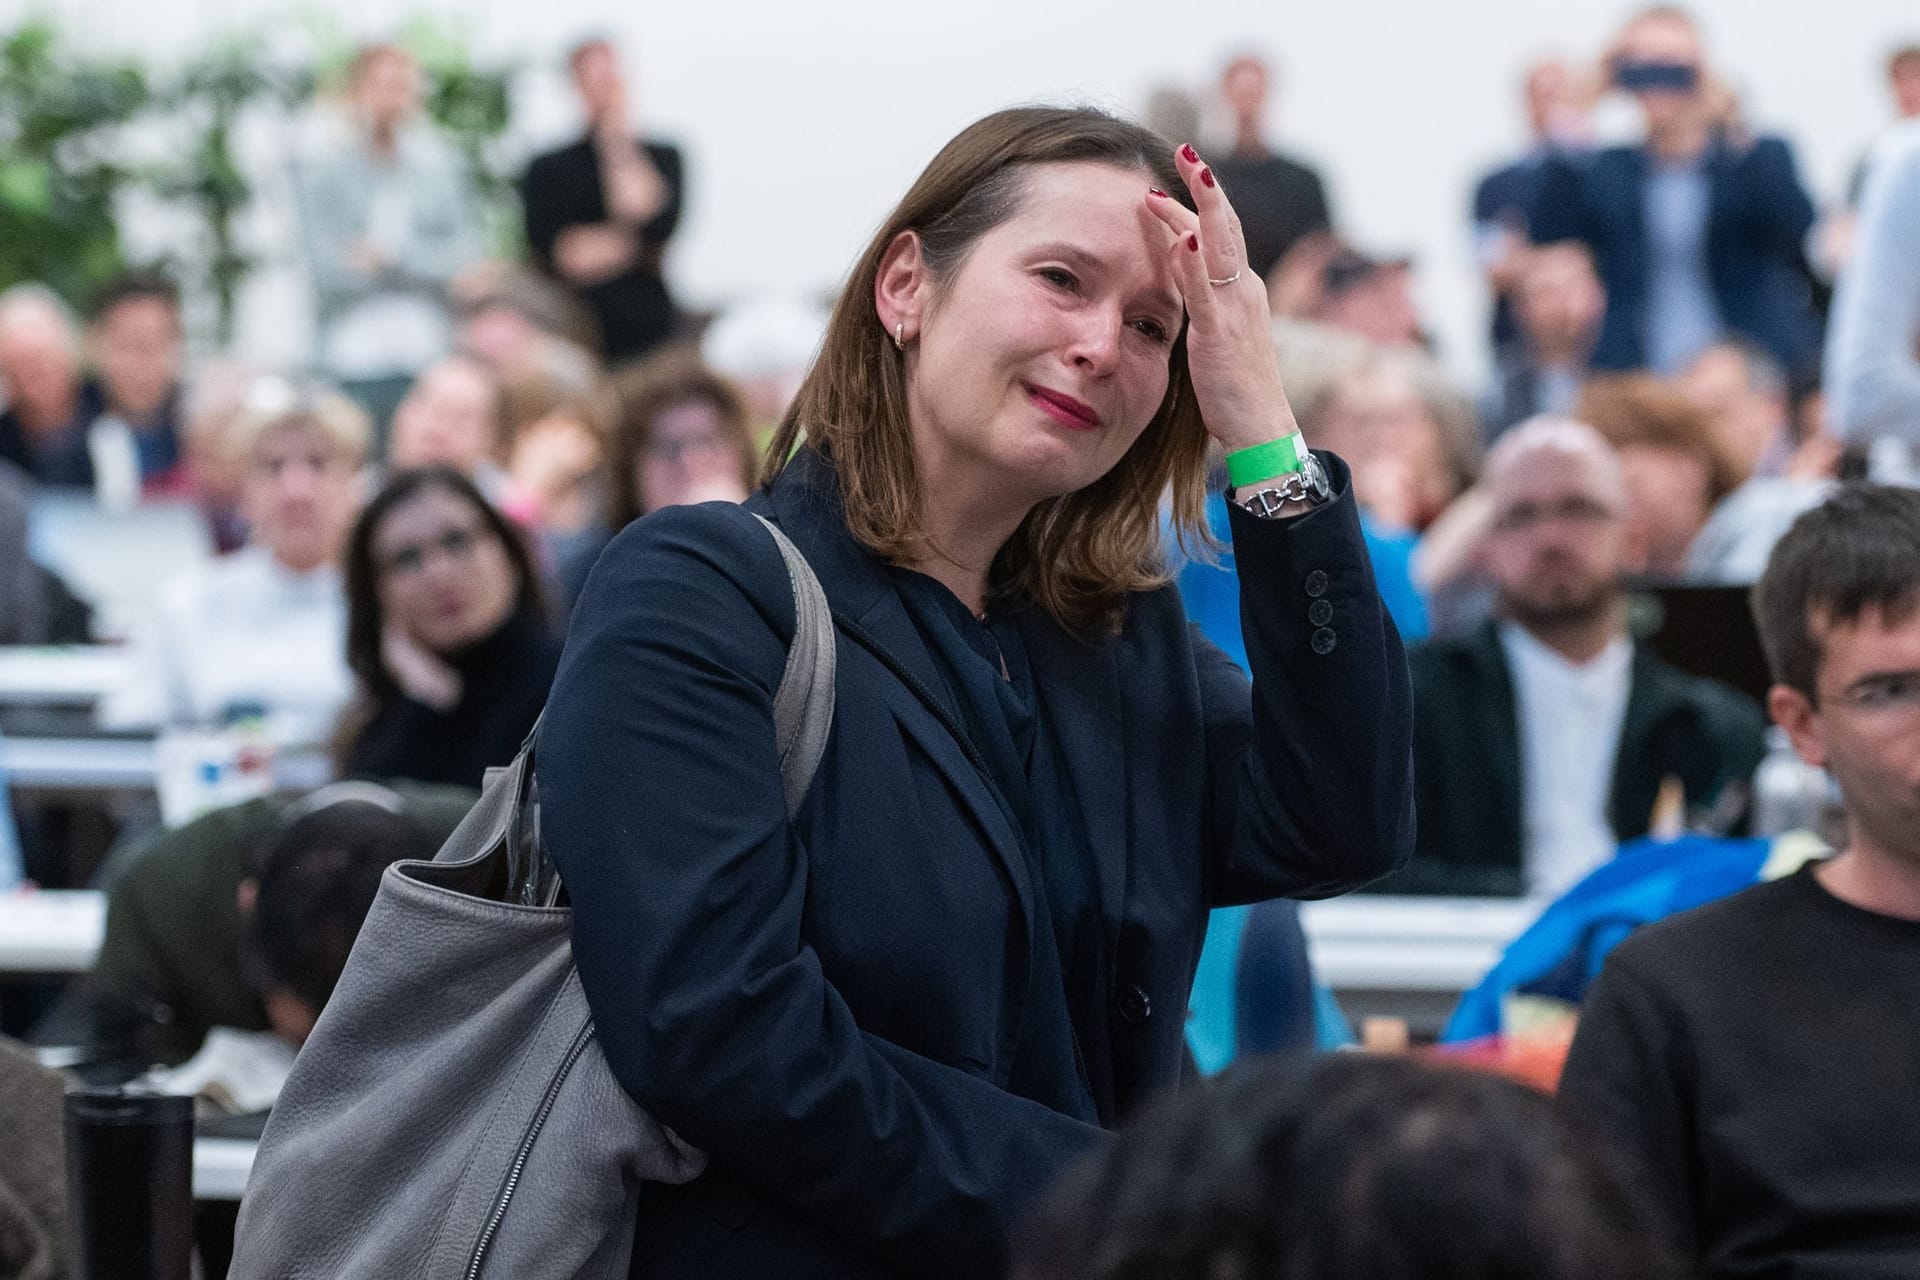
xmin=1441 ymin=834 xmax=1773 ymax=1042
xmin=1641 ymin=162 xmax=1723 ymax=374
xmin=1178 ymin=492 xmax=1428 ymax=675
xmin=0 ymin=735 xmax=21 ymax=889
xmin=1185 ymin=900 xmax=1327 ymax=1075
xmin=1529 ymin=138 xmax=1819 ymax=376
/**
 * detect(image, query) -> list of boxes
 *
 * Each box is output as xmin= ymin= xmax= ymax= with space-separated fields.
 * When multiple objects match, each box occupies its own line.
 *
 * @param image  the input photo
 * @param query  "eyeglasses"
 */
xmin=645 ymin=433 xmax=732 ymax=466
xmin=377 ymin=524 xmax=488 ymax=578
xmin=1825 ymin=672 xmax=1920 ymax=716
xmin=1491 ymin=497 xmax=1618 ymax=534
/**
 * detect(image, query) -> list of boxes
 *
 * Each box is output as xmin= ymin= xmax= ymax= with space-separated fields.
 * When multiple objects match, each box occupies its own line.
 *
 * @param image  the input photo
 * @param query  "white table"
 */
xmin=0 ymin=648 xmax=132 ymax=705
xmin=1 ymin=736 xmax=160 ymax=791
xmin=194 ymin=1137 xmax=255 ymax=1201
xmin=3 ymin=888 xmax=1542 ymax=1006
xmin=0 ymin=889 xmax=107 ymax=973
xmin=1298 ymin=895 xmax=1539 ymax=1032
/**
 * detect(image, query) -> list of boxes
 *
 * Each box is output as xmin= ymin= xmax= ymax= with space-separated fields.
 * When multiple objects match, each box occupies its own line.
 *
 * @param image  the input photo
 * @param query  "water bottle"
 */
xmin=1751 ymin=726 xmax=1830 ymax=837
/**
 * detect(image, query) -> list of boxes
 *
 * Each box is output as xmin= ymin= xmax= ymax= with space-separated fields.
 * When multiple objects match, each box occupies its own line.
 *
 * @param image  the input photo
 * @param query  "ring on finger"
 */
xmin=1207 ymin=270 xmax=1243 ymax=288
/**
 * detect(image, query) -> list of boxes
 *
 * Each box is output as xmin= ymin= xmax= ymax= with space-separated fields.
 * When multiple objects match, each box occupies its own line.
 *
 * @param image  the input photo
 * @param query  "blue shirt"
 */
xmin=1642 ymin=161 xmax=1724 ymax=375
xmin=1176 ymin=490 xmax=1428 ymax=674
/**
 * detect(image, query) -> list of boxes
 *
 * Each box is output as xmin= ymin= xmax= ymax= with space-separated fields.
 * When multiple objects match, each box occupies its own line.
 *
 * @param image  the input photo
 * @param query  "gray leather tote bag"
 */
xmin=231 ymin=515 xmax=835 ymax=1279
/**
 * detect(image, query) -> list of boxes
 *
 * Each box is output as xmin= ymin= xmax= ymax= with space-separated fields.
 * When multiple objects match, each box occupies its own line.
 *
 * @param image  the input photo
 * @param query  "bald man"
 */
xmin=1374 ymin=417 xmax=1764 ymax=897
xmin=0 ymin=286 xmax=89 ymax=486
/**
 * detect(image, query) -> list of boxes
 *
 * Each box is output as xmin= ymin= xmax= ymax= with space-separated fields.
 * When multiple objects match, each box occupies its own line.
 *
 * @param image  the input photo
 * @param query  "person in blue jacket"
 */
xmin=1528 ymin=7 xmax=1819 ymax=378
xmin=538 ymin=106 xmax=1415 ymax=1280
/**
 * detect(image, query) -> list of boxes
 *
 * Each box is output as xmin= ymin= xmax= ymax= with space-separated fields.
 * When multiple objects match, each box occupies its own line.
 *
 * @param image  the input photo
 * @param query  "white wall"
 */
xmin=24 ymin=0 xmax=1920 ymax=384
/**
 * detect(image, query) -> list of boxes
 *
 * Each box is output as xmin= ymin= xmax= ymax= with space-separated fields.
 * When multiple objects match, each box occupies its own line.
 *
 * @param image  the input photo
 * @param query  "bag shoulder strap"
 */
xmin=753 ymin=513 xmax=837 ymax=815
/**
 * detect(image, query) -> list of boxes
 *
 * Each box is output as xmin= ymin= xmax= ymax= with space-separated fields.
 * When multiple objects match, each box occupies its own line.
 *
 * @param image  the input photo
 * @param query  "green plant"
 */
xmin=151 ymin=35 xmax=306 ymax=342
xmin=0 ymin=21 xmax=150 ymax=304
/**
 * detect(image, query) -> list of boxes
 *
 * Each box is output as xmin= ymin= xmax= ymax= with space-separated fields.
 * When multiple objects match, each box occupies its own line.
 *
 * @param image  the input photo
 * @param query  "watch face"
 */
xmin=1304 ymin=452 xmax=1333 ymax=500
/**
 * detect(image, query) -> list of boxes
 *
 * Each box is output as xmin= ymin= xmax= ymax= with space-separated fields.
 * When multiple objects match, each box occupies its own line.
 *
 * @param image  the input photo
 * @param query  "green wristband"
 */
xmin=1225 ymin=434 xmax=1305 ymax=488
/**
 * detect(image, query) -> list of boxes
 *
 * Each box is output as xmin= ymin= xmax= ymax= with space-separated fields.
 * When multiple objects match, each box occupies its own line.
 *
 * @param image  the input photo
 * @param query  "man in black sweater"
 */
xmin=1561 ymin=484 xmax=1920 ymax=1278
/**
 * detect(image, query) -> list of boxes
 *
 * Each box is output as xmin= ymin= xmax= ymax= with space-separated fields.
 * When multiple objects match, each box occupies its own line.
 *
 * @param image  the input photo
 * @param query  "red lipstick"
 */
xmin=1026 ymin=384 xmax=1102 ymax=431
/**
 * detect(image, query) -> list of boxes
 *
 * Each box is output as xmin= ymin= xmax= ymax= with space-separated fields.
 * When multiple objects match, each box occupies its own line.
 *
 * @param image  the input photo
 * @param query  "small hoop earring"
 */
xmin=893 ymin=320 xmax=905 ymax=350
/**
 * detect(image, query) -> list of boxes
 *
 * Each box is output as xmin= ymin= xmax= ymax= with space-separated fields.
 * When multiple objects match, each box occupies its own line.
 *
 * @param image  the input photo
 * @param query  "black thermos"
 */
xmin=63 ymin=1088 xmax=193 ymax=1280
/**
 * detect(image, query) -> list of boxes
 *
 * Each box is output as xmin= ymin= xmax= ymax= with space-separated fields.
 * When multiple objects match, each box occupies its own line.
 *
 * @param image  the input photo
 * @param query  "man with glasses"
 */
xmin=1375 ymin=416 xmax=1763 ymax=896
xmin=1561 ymin=484 xmax=1920 ymax=1276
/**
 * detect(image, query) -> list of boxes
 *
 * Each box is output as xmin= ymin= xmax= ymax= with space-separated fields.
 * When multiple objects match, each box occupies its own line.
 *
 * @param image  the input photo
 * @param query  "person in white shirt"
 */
xmin=1377 ymin=417 xmax=1766 ymax=898
xmin=102 ymin=382 xmax=368 ymax=746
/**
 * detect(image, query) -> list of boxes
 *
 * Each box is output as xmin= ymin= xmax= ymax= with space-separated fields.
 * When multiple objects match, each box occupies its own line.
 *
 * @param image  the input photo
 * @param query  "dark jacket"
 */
xmin=68 ymin=784 xmax=479 ymax=1075
xmin=536 ymin=446 xmax=1414 ymax=1278
xmin=344 ymin=613 xmax=561 ymax=790
xmin=1528 ymin=136 xmax=1819 ymax=375
xmin=519 ymin=136 xmax=684 ymax=362
xmin=1211 ymin=149 xmax=1332 ymax=278
xmin=1376 ymin=620 xmax=1767 ymax=897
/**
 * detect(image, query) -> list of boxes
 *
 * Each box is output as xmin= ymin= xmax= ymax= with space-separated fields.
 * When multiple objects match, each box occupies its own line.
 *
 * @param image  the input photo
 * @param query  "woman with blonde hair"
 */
xmin=539 ymin=106 xmax=1414 ymax=1278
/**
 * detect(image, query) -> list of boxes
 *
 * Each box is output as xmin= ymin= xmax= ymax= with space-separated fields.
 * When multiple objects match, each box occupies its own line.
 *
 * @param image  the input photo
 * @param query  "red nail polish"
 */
xmin=1148 ymin=187 xmax=1168 ymax=198
xmin=1200 ymin=167 xmax=1216 ymax=189
xmin=1187 ymin=234 xmax=1199 ymax=252
xmin=1180 ymin=144 xmax=1199 ymax=164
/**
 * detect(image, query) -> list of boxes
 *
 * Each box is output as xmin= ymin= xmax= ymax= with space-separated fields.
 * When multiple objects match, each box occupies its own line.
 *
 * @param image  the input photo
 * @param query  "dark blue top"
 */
xmin=538 ymin=445 xmax=1415 ymax=1278
xmin=1528 ymin=136 xmax=1820 ymax=375
xmin=893 ymin=570 xmax=1104 ymax=1122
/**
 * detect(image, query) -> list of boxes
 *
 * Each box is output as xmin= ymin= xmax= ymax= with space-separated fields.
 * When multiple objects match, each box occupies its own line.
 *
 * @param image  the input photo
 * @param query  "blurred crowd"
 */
xmin=3 ymin=9 xmax=1920 ymax=1278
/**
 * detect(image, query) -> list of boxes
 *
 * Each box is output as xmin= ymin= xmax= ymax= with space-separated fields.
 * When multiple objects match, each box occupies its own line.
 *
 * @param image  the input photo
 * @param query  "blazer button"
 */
xmin=1304 ymin=569 xmax=1329 ymax=598
xmin=1308 ymin=599 xmax=1334 ymax=627
xmin=1117 ymin=984 xmax=1152 ymax=1024
xmin=1311 ymin=628 xmax=1338 ymax=655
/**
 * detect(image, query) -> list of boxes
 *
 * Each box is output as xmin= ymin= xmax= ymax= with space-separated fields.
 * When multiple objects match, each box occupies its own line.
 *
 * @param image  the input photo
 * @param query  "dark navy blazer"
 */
xmin=537 ymin=446 xmax=1414 ymax=1278
xmin=1528 ymin=136 xmax=1819 ymax=375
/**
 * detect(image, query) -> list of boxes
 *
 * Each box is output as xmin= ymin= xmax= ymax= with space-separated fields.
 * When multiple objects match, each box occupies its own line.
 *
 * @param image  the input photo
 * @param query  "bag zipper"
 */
xmin=464 ymin=1018 xmax=597 ymax=1279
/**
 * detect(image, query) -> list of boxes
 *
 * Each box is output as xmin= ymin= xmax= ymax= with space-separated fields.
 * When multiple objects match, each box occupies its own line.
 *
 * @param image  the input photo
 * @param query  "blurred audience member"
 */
xmin=1530 ymin=7 xmax=1819 ymax=377
xmin=1473 ymin=59 xmax=1593 ymax=350
xmin=0 ymin=461 xmax=91 ymax=644
xmin=154 ymin=361 xmax=258 ymax=553
xmin=521 ymin=37 xmax=685 ymax=362
xmin=85 ymin=272 xmax=186 ymax=492
xmin=1484 ymin=243 xmax=1605 ymax=437
xmin=1311 ymin=349 xmax=1479 ymax=535
xmin=1679 ymin=339 xmax=1794 ymax=483
xmin=554 ymin=346 xmax=757 ymax=606
xmin=1683 ymin=342 xmax=1840 ymax=582
xmin=1378 ymin=418 xmax=1764 ymax=897
xmin=73 ymin=782 xmax=470 ymax=1077
xmin=1211 ymin=54 xmax=1333 ymax=279
xmin=1311 ymin=246 xmax=1424 ymax=350
xmin=1825 ymin=120 xmax=1920 ymax=451
xmin=1577 ymin=373 xmax=1740 ymax=578
xmin=453 ymin=261 xmax=601 ymax=367
xmin=1563 ymin=485 xmax=1920 ymax=1278
xmin=101 ymin=382 xmax=368 ymax=745
xmin=335 ymin=467 xmax=561 ymax=788
xmin=0 ymin=285 xmax=88 ymax=487
xmin=1015 ymin=1053 xmax=1686 ymax=1280
xmin=387 ymin=353 xmax=507 ymax=495
xmin=503 ymin=384 xmax=614 ymax=590
xmin=699 ymin=295 xmax=829 ymax=438
xmin=1846 ymin=45 xmax=1920 ymax=206
xmin=1140 ymin=85 xmax=1201 ymax=152
xmin=295 ymin=43 xmax=481 ymax=439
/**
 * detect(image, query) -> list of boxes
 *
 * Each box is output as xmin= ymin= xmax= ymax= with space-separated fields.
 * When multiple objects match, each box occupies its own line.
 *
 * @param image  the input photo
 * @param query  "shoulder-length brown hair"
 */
xmin=762 ymin=105 xmax=1210 ymax=635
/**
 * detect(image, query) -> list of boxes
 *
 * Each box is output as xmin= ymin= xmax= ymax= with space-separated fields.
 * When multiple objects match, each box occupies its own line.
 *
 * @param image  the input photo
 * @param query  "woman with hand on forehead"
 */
xmin=538 ymin=106 xmax=1414 ymax=1279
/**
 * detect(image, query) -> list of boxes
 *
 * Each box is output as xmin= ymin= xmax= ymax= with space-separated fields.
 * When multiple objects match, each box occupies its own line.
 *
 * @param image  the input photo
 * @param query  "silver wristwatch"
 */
xmin=1231 ymin=449 xmax=1332 ymax=518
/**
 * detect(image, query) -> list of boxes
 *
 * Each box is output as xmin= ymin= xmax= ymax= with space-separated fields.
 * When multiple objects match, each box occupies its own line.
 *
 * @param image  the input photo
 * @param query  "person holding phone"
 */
xmin=1528 ymin=6 xmax=1819 ymax=379
xmin=332 ymin=466 xmax=561 ymax=788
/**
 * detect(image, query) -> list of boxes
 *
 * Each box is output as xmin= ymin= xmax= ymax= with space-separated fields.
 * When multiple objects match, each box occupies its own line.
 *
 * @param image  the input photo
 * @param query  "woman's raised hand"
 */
xmin=1143 ymin=144 xmax=1302 ymax=454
